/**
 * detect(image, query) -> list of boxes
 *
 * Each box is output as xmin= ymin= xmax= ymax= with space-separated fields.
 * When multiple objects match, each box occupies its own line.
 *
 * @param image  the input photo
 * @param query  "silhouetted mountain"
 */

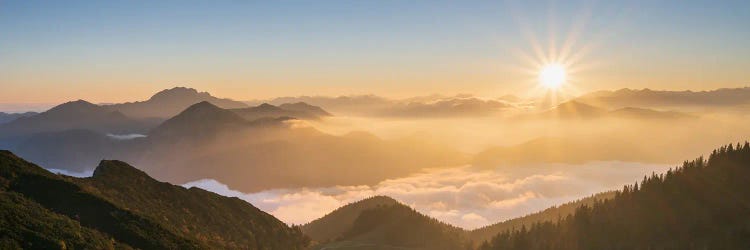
xmin=469 ymin=192 xmax=616 ymax=244
xmin=609 ymin=107 xmax=695 ymax=119
xmin=312 ymin=197 xmax=470 ymax=250
xmin=537 ymin=101 xmax=607 ymax=119
xmin=533 ymin=101 xmax=696 ymax=120
xmin=0 ymin=151 xmax=309 ymax=249
xmin=303 ymin=196 xmax=399 ymax=243
xmin=574 ymin=87 xmax=750 ymax=110
xmin=278 ymin=102 xmax=333 ymax=117
xmin=149 ymin=101 xmax=249 ymax=138
xmin=476 ymin=143 xmax=750 ymax=249
xmin=263 ymin=95 xmax=391 ymax=115
xmin=105 ymin=87 xmax=248 ymax=118
xmin=0 ymin=100 xmax=155 ymax=138
xmin=230 ymin=102 xmax=330 ymax=121
xmin=0 ymin=112 xmax=37 ymax=124
xmin=262 ymin=94 xmax=514 ymax=117
xmin=376 ymin=98 xmax=512 ymax=118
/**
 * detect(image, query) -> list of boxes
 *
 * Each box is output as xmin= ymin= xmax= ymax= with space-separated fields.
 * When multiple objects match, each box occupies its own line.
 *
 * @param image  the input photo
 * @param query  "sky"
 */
xmin=1 ymin=0 xmax=749 ymax=103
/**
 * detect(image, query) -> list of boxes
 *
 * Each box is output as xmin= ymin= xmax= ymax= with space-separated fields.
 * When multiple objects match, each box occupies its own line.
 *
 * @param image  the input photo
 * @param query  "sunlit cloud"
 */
xmin=184 ymin=161 xmax=672 ymax=229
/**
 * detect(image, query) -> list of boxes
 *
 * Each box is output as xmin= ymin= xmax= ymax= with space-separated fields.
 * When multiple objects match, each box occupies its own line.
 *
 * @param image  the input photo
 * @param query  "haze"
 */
xmin=2 ymin=1 xmax=750 ymax=249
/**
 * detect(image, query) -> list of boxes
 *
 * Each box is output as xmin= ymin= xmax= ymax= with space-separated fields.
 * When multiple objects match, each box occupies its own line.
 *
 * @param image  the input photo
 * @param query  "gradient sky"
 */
xmin=1 ymin=0 xmax=749 ymax=103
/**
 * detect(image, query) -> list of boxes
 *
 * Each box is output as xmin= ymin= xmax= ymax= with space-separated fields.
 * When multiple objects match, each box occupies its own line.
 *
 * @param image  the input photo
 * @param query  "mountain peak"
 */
xmin=148 ymin=87 xmax=205 ymax=101
xmin=255 ymin=103 xmax=282 ymax=111
xmin=279 ymin=102 xmax=332 ymax=116
xmin=92 ymin=160 xmax=153 ymax=181
xmin=149 ymin=101 xmax=247 ymax=137
xmin=48 ymin=99 xmax=99 ymax=112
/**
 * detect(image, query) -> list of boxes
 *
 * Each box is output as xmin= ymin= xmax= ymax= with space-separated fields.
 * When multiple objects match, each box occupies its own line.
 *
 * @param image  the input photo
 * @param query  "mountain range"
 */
xmin=535 ymin=100 xmax=694 ymax=120
xmin=0 ymin=100 xmax=157 ymax=138
xmin=573 ymin=87 xmax=750 ymax=110
xmin=259 ymin=94 xmax=516 ymax=118
xmin=2 ymin=100 xmax=464 ymax=191
xmin=103 ymin=87 xmax=249 ymax=119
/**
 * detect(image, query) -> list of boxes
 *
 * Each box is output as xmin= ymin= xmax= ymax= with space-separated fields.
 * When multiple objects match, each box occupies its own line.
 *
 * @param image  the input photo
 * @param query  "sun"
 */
xmin=539 ymin=63 xmax=566 ymax=89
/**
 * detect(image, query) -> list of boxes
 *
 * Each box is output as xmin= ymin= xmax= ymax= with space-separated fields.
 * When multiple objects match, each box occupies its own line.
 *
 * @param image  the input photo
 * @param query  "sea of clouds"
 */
xmin=183 ymin=161 xmax=673 ymax=229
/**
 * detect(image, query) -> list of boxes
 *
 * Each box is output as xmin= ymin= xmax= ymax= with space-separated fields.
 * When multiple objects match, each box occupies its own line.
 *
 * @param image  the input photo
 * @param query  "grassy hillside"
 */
xmin=303 ymin=196 xmax=399 ymax=243
xmin=0 ymin=150 xmax=309 ymax=249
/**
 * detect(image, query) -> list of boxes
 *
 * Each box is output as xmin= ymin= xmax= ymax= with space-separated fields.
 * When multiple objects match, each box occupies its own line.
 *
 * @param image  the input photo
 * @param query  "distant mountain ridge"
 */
xmin=230 ymin=102 xmax=330 ymax=121
xmin=0 ymin=150 xmax=310 ymax=249
xmin=0 ymin=100 xmax=155 ymax=137
xmin=574 ymin=87 xmax=750 ymax=109
xmin=0 ymin=112 xmax=38 ymax=124
xmin=535 ymin=100 xmax=694 ymax=120
xmin=104 ymin=87 xmax=249 ymax=118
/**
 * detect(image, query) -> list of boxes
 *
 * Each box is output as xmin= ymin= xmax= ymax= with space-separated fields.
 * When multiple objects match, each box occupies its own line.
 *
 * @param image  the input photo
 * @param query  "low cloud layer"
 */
xmin=46 ymin=168 xmax=94 ymax=178
xmin=184 ymin=161 xmax=673 ymax=229
xmin=106 ymin=133 xmax=147 ymax=140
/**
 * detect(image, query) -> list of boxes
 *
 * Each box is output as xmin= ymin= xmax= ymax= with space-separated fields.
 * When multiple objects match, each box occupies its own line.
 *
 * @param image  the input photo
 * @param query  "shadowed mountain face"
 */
xmin=0 ymin=100 xmax=156 ymax=138
xmin=477 ymin=143 xmax=750 ymax=250
xmin=0 ymin=151 xmax=309 ymax=249
xmin=574 ymin=87 xmax=750 ymax=110
xmin=105 ymin=87 xmax=248 ymax=119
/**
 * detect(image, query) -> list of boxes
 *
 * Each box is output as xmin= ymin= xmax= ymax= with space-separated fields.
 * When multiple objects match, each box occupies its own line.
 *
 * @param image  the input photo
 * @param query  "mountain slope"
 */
xmin=0 ymin=191 xmax=131 ymax=249
xmin=76 ymin=160 xmax=310 ymax=249
xmin=105 ymin=87 xmax=248 ymax=118
xmin=303 ymin=196 xmax=399 ymax=243
xmin=0 ymin=150 xmax=310 ymax=249
xmin=469 ymin=192 xmax=616 ymax=244
xmin=477 ymin=143 xmax=750 ymax=250
xmin=0 ymin=150 xmax=202 ymax=249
